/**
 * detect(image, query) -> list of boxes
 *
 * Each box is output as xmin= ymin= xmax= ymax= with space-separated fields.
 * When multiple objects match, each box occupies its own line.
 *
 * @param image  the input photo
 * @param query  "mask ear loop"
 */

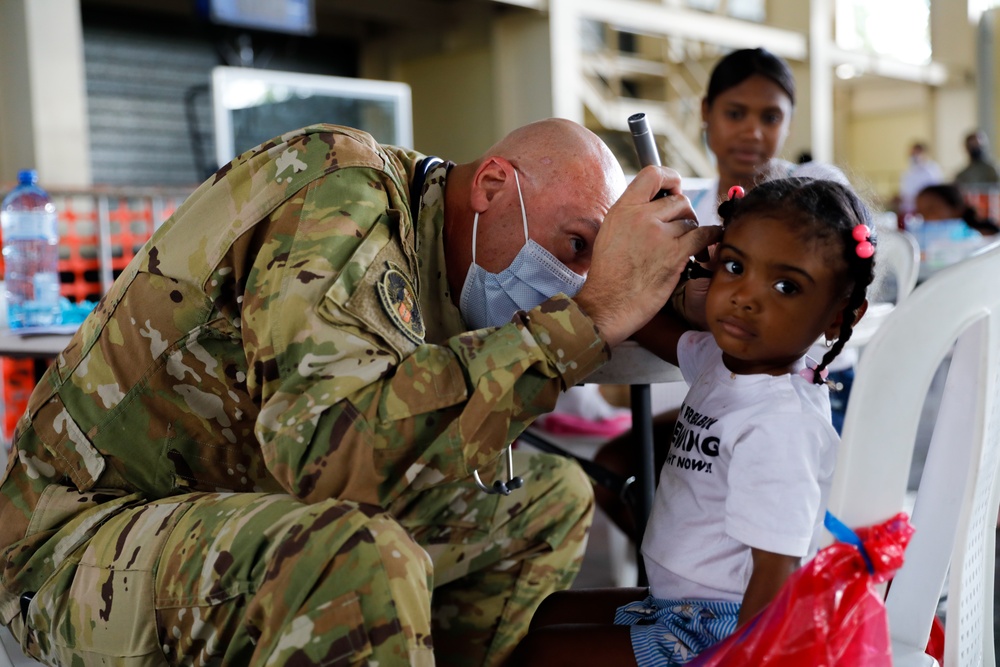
xmin=471 ymin=167 xmax=528 ymax=266
xmin=512 ymin=169 xmax=530 ymax=244
xmin=470 ymin=211 xmax=480 ymax=265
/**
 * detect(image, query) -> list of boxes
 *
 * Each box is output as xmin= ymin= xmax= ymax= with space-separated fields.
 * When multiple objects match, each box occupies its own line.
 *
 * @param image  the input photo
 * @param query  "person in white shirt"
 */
xmin=508 ymin=177 xmax=877 ymax=667
xmin=898 ymin=142 xmax=944 ymax=218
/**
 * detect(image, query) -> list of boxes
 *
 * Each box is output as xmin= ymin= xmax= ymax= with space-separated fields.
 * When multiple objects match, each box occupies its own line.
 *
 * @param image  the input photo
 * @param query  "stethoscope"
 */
xmin=472 ymin=444 xmax=524 ymax=495
xmin=411 ymin=157 xmax=524 ymax=497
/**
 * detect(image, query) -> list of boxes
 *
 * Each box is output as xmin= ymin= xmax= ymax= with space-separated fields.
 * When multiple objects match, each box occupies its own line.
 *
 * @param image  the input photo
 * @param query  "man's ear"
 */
xmin=470 ymin=157 xmax=513 ymax=213
xmin=824 ymin=298 xmax=869 ymax=341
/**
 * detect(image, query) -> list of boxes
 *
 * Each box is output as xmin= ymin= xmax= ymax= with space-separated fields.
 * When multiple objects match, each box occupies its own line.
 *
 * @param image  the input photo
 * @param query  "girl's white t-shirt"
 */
xmin=641 ymin=331 xmax=840 ymax=602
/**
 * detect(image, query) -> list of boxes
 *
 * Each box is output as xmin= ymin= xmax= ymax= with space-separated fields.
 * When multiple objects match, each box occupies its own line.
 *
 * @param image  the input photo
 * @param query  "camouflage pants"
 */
xmin=7 ymin=451 xmax=592 ymax=667
xmin=396 ymin=450 xmax=593 ymax=667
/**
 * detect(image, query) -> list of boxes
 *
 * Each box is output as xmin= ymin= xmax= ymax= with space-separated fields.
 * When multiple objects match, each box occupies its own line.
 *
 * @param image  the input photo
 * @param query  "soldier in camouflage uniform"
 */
xmin=0 ymin=119 xmax=717 ymax=666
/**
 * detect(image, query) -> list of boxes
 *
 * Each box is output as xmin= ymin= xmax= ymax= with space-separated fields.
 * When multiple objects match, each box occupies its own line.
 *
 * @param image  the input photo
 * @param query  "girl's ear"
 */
xmin=824 ymin=298 xmax=869 ymax=341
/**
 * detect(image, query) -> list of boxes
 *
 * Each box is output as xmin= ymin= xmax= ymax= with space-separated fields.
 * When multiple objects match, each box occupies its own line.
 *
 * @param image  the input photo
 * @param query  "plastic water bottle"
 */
xmin=0 ymin=170 xmax=61 ymax=328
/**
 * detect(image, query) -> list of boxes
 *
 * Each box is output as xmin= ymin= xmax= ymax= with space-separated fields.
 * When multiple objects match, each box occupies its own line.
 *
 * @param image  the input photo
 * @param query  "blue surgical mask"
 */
xmin=459 ymin=169 xmax=586 ymax=329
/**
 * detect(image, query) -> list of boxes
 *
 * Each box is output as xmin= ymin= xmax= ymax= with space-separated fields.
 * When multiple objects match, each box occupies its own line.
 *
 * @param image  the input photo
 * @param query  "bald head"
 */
xmin=442 ymin=118 xmax=626 ymax=309
xmin=482 ymin=118 xmax=626 ymax=195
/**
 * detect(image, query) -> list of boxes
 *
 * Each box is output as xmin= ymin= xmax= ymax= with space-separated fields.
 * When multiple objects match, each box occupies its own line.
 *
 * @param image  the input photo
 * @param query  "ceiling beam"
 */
xmin=830 ymin=47 xmax=949 ymax=86
xmin=572 ymin=0 xmax=808 ymax=61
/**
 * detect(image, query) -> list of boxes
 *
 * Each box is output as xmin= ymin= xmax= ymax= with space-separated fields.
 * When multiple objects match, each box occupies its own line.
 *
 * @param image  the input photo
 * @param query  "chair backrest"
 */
xmin=825 ymin=240 xmax=1000 ymax=667
xmin=0 ymin=625 xmax=31 ymax=665
xmin=875 ymin=227 xmax=921 ymax=303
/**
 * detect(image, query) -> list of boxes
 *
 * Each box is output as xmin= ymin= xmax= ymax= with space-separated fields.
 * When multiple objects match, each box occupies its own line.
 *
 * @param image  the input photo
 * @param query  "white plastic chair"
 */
xmin=825 ymin=239 xmax=1000 ymax=666
xmin=877 ymin=227 xmax=921 ymax=303
xmin=0 ymin=625 xmax=32 ymax=666
xmin=847 ymin=227 xmax=921 ymax=351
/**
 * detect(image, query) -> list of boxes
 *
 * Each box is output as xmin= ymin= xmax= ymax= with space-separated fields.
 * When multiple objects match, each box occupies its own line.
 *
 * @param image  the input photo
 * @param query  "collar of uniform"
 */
xmin=414 ymin=160 xmax=464 ymax=344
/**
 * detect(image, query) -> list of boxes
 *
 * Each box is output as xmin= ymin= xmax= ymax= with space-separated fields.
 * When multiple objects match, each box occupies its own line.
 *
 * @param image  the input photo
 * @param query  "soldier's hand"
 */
xmin=575 ymin=166 xmax=722 ymax=347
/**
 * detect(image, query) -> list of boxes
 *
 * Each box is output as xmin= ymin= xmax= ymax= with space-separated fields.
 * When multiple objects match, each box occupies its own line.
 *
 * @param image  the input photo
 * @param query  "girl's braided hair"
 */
xmin=717 ymin=177 xmax=877 ymax=384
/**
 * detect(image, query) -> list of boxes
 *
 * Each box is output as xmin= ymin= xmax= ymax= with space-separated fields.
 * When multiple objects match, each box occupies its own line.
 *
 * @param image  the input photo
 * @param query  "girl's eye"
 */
xmin=722 ymin=259 xmax=742 ymax=275
xmin=725 ymin=109 xmax=744 ymax=121
xmin=570 ymin=237 xmax=586 ymax=254
xmin=763 ymin=112 xmax=783 ymax=125
xmin=774 ymin=279 xmax=800 ymax=295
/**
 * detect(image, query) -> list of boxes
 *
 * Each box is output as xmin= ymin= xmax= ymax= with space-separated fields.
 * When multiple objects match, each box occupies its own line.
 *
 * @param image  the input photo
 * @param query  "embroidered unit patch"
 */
xmin=377 ymin=262 xmax=425 ymax=344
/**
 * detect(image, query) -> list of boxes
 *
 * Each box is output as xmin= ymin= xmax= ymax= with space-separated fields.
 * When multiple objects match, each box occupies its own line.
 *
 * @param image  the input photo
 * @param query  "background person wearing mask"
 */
xmin=898 ymin=142 xmax=944 ymax=220
xmin=0 ymin=119 xmax=718 ymax=667
xmin=913 ymin=182 xmax=998 ymax=280
xmin=954 ymin=130 xmax=1000 ymax=186
xmin=917 ymin=183 xmax=999 ymax=233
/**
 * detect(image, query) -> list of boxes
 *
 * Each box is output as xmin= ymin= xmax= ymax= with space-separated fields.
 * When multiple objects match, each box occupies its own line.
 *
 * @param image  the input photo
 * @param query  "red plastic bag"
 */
xmin=690 ymin=512 xmax=915 ymax=667
xmin=925 ymin=616 xmax=945 ymax=664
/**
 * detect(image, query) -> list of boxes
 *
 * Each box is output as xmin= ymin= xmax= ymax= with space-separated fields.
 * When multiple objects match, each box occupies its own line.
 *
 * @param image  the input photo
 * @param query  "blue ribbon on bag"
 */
xmin=824 ymin=510 xmax=875 ymax=574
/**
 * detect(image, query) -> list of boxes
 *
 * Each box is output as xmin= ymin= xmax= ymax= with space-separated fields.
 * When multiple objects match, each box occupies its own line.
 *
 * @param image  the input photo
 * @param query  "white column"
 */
xmin=974 ymin=7 xmax=999 ymax=157
xmin=809 ymin=0 xmax=834 ymax=164
xmin=548 ymin=0 xmax=584 ymax=123
xmin=0 ymin=0 xmax=90 ymax=187
xmin=931 ymin=0 xmax=977 ymax=175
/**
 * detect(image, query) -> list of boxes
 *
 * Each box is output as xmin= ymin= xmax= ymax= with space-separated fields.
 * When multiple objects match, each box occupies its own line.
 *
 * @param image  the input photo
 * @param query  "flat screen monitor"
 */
xmin=212 ymin=66 xmax=413 ymax=168
xmin=199 ymin=0 xmax=316 ymax=36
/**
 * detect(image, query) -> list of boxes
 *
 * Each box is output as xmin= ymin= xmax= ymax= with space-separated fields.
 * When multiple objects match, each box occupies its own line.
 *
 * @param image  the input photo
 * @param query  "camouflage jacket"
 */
xmin=0 ymin=124 xmax=609 ymax=621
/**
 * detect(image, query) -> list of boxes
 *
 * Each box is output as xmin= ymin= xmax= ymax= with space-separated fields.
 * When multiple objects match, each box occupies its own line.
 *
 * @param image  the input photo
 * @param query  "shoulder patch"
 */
xmin=377 ymin=262 xmax=425 ymax=345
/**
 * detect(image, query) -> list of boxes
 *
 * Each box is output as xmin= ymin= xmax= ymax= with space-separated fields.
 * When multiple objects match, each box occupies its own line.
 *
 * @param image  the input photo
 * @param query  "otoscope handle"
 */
xmin=628 ymin=112 xmax=710 ymax=271
xmin=628 ymin=113 xmax=662 ymax=168
xmin=628 ymin=113 xmax=668 ymax=200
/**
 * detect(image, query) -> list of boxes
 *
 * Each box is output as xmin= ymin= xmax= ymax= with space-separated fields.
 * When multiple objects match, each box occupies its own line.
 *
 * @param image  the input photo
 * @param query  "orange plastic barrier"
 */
xmin=0 ymin=187 xmax=189 ymax=445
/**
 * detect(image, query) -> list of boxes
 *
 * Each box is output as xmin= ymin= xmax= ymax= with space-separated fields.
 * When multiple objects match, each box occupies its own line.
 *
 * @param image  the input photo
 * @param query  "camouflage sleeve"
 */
xmin=247 ymin=168 xmax=609 ymax=508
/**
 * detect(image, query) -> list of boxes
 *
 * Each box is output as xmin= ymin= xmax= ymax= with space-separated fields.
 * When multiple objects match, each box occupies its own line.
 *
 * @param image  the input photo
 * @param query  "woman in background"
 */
xmin=689 ymin=47 xmax=796 ymax=225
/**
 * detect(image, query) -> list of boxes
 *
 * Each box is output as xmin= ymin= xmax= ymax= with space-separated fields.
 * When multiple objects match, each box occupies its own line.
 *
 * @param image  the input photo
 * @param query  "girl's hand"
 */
xmin=672 ymin=238 xmax=720 ymax=330
xmin=674 ymin=276 xmax=711 ymax=330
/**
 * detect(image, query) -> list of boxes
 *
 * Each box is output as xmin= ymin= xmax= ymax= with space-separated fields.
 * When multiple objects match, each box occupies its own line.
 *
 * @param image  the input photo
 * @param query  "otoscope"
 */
xmin=627 ymin=112 xmax=713 ymax=280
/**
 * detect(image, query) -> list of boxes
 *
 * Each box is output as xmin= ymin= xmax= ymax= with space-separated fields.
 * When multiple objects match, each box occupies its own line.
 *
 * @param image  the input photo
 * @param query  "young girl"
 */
xmin=594 ymin=48 xmax=801 ymax=538
xmin=506 ymin=177 xmax=876 ymax=667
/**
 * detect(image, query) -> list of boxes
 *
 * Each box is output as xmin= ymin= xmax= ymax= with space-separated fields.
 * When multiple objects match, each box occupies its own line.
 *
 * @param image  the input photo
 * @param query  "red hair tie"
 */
xmin=728 ymin=185 xmax=745 ymax=200
xmin=852 ymin=224 xmax=874 ymax=259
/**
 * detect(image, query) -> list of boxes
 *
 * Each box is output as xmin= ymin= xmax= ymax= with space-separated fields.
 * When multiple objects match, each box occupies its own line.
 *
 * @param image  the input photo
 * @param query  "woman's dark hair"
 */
xmin=918 ymin=183 xmax=1000 ymax=235
xmin=705 ymin=48 xmax=796 ymax=108
xmin=717 ymin=177 xmax=876 ymax=384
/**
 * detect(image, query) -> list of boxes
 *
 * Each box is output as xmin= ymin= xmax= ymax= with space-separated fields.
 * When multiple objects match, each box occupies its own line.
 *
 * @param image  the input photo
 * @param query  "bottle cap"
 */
xmin=16 ymin=170 xmax=38 ymax=186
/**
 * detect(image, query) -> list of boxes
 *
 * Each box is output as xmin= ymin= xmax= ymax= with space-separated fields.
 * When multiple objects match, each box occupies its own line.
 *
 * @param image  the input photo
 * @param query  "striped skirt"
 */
xmin=614 ymin=595 xmax=741 ymax=667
